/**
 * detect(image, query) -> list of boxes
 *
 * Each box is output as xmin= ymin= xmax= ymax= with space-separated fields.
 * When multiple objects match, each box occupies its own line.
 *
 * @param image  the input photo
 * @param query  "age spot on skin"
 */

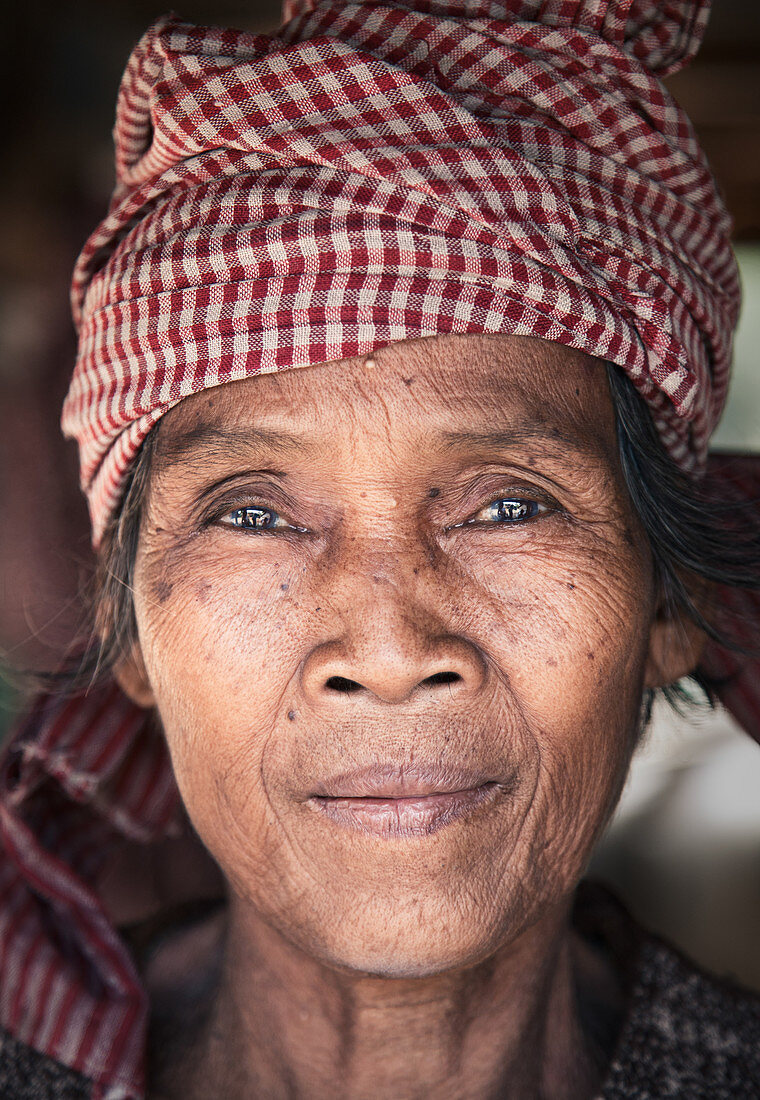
xmin=280 ymin=583 xmax=290 ymax=592
xmin=403 ymin=377 xmax=414 ymax=386
xmin=155 ymin=579 xmax=173 ymax=604
xmin=195 ymin=580 xmax=212 ymax=602
xmin=428 ymin=487 xmax=441 ymax=498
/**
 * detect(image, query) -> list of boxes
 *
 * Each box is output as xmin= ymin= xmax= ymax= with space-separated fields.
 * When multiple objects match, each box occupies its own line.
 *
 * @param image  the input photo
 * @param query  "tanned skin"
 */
xmin=115 ymin=334 xmax=702 ymax=1099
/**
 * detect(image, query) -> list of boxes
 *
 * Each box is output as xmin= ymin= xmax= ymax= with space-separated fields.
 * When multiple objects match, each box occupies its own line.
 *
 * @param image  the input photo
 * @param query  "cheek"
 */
xmin=460 ymin=526 xmax=653 ymax=705
xmin=132 ymin=547 xmax=308 ymax=865
xmin=464 ymin=537 xmax=652 ymax=866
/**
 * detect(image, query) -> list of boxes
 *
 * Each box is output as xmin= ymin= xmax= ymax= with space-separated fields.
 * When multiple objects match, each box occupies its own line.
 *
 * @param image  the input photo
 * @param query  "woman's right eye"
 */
xmin=219 ymin=507 xmax=289 ymax=531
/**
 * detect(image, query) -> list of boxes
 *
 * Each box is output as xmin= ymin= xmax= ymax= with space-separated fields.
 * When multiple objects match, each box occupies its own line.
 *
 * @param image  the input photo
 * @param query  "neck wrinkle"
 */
xmin=188 ymin=894 xmax=601 ymax=1100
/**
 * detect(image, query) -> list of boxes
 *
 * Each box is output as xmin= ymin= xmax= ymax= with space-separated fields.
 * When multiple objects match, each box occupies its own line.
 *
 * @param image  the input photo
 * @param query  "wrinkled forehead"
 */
xmin=153 ymin=334 xmax=620 ymax=472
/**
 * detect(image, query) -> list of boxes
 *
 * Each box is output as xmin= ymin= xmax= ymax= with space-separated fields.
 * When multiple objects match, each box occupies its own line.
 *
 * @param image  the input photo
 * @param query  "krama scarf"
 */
xmin=65 ymin=0 xmax=739 ymax=544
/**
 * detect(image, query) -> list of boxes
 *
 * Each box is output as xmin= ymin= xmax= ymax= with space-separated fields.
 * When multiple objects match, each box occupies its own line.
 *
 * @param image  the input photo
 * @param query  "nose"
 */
xmin=299 ymin=557 xmax=487 ymax=707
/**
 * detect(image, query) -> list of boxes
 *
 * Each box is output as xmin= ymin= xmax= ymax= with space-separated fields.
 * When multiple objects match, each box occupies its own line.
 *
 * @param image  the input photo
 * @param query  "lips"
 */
xmin=309 ymin=765 xmax=505 ymax=839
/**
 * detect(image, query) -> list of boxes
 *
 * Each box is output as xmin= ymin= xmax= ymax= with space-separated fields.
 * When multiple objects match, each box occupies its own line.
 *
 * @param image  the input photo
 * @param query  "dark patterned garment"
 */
xmin=580 ymin=884 xmax=760 ymax=1099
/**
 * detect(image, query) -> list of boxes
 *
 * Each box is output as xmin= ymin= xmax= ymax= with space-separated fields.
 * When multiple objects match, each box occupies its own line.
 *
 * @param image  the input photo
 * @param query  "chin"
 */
xmin=285 ymin=892 xmax=524 ymax=980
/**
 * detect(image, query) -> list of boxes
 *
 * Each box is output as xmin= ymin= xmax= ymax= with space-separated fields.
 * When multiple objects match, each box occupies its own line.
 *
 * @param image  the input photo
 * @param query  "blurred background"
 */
xmin=1 ymin=1 xmax=759 ymax=987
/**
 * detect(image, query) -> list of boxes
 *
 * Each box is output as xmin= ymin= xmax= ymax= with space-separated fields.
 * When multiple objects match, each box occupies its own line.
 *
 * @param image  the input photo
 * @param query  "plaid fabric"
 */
xmin=0 ymin=685 xmax=180 ymax=1098
xmin=62 ymin=0 xmax=738 ymax=546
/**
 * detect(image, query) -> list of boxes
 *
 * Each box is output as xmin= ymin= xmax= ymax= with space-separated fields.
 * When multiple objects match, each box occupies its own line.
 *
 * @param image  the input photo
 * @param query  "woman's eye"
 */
xmin=219 ymin=506 xmax=289 ymax=531
xmin=472 ymin=498 xmax=546 ymax=525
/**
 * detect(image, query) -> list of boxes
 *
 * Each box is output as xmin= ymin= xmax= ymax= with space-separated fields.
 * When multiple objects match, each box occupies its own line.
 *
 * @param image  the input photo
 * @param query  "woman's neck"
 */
xmin=155 ymin=897 xmax=614 ymax=1100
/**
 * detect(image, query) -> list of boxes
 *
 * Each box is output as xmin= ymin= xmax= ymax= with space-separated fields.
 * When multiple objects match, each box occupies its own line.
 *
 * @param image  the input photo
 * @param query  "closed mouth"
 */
xmin=310 ymin=780 xmax=503 ymax=838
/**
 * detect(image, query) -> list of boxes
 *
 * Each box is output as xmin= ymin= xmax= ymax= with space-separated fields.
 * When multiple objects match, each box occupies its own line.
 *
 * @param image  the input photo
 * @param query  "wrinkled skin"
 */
xmin=118 ymin=334 xmax=701 ymax=1099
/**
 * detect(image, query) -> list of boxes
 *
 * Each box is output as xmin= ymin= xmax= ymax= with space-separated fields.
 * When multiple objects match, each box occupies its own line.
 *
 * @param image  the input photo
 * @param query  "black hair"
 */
xmin=36 ymin=364 xmax=760 ymax=703
xmin=605 ymin=364 xmax=760 ymax=716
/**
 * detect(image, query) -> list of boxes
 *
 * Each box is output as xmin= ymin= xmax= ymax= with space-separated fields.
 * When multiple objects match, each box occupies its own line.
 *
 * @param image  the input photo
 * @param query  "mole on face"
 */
xmin=428 ymin=487 xmax=441 ymax=499
xmin=155 ymin=579 xmax=173 ymax=604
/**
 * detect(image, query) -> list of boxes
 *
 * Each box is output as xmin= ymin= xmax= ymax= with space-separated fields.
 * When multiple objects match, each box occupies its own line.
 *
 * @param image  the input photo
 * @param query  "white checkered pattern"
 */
xmin=63 ymin=0 xmax=736 ymax=550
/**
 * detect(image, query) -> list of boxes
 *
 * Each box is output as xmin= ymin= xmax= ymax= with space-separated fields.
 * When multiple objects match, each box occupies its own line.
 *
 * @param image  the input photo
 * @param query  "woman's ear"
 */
xmin=644 ymin=580 xmax=711 ymax=689
xmin=113 ymin=642 xmax=156 ymax=708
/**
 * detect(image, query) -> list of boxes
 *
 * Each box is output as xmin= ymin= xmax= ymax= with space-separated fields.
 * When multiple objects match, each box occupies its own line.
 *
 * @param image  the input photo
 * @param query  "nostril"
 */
xmin=423 ymin=671 xmax=461 ymax=687
xmin=326 ymin=676 xmax=363 ymax=694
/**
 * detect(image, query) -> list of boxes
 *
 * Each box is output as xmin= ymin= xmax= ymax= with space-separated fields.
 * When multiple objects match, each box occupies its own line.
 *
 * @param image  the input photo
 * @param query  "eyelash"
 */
xmin=214 ymin=494 xmax=552 ymax=534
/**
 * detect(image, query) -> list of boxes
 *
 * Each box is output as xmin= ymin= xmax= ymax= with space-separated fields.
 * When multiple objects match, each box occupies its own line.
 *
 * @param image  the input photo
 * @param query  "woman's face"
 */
xmin=122 ymin=334 xmax=692 ymax=977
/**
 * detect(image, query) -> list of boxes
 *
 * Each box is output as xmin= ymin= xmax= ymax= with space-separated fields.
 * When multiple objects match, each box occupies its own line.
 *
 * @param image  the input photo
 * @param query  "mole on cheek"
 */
xmin=428 ymin=487 xmax=440 ymax=499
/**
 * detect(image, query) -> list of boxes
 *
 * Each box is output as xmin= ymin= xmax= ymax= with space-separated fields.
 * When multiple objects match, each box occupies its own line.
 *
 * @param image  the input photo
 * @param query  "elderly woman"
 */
xmin=2 ymin=1 xmax=760 ymax=1097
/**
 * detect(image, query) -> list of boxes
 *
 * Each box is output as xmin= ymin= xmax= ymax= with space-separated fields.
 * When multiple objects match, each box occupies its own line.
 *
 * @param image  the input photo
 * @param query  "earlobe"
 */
xmin=644 ymin=600 xmax=708 ymax=690
xmin=113 ymin=643 xmax=156 ymax=708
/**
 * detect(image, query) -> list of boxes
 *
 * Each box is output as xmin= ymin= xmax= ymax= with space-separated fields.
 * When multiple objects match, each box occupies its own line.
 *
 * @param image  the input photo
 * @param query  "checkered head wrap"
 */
xmin=63 ymin=0 xmax=739 ymax=546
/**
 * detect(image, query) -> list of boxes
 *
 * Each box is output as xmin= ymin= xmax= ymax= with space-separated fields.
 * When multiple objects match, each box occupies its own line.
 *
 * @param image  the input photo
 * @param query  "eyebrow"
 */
xmin=155 ymin=421 xmax=601 ymax=472
xmin=155 ymin=424 xmax=308 ymax=469
xmin=440 ymin=426 xmax=599 ymax=457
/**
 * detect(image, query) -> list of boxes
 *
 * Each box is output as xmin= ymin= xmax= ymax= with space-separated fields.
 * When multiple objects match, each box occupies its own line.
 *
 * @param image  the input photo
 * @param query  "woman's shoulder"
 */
xmin=576 ymin=882 xmax=760 ymax=1099
xmin=606 ymin=931 xmax=760 ymax=1098
xmin=0 ymin=1029 xmax=91 ymax=1099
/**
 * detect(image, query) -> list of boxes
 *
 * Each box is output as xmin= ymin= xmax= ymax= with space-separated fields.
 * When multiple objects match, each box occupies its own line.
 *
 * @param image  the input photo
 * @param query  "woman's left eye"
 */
xmin=470 ymin=497 xmax=547 ymax=525
xmin=219 ymin=507 xmax=290 ymax=531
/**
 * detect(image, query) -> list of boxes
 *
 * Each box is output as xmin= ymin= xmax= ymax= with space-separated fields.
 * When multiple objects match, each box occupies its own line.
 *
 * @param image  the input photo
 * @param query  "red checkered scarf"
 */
xmin=64 ymin=0 xmax=739 ymax=548
xmin=2 ymin=3 xmax=758 ymax=1098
